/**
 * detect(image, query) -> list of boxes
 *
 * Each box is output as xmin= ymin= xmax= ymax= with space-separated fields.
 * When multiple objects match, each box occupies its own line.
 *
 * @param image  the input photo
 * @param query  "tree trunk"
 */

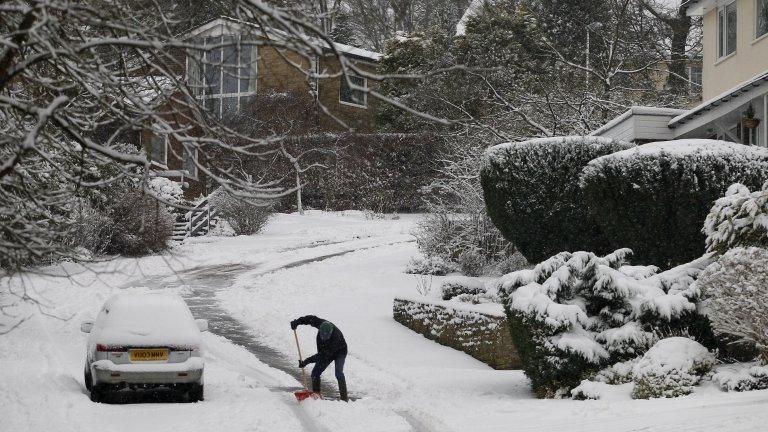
xmin=668 ymin=13 xmax=693 ymax=95
xmin=296 ymin=171 xmax=304 ymax=215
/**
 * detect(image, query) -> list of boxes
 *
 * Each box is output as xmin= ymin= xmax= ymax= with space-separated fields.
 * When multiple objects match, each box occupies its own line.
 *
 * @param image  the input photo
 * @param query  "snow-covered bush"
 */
xmin=500 ymin=248 xmax=715 ymax=397
xmin=481 ymin=136 xmax=634 ymax=263
xmin=703 ymin=182 xmax=768 ymax=254
xmin=581 ymin=140 xmax=768 ymax=268
xmin=414 ymin=137 xmax=522 ymax=276
xmin=209 ymin=190 xmax=274 ymax=236
xmin=631 ymin=337 xmax=715 ymax=399
xmin=697 ymin=247 xmax=768 ymax=362
xmin=404 ymin=256 xmax=458 ymax=276
xmin=438 ymin=277 xmax=500 ymax=305
xmin=64 ymin=199 xmax=116 ymax=256
xmin=712 ymin=363 xmax=768 ymax=392
xmin=594 ymin=358 xmax=639 ymax=385
xmin=107 ymin=189 xmax=173 ymax=256
xmin=146 ymin=177 xmax=184 ymax=208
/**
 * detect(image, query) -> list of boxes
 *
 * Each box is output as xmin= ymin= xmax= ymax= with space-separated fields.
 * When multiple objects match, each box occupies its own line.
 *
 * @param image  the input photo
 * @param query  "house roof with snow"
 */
xmin=681 ymin=0 xmax=717 ymax=16
xmin=184 ymin=17 xmax=383 ymax=63
xmin=668 ymin=71 xmax=768 ymax=128
xmin=589 ymin=106 xmax=686 ymax=142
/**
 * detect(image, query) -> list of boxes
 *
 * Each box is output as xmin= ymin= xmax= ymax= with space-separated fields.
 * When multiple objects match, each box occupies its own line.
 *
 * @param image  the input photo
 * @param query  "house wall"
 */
xmin=317 ymin=56 xmax=378 ymax=132
xmin=702 ymin=0 xmax=768 ymax=100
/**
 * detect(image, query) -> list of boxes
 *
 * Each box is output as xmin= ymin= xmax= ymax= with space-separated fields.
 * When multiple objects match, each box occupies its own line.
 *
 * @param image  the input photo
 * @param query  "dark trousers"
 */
xmin=311 ymin=352 xmax=346 ymax=381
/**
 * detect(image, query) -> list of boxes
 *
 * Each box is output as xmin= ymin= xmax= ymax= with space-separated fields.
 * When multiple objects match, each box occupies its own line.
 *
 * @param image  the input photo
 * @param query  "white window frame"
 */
xmin=149 ymin=130 xmax=168 ymax=168
xmin=194 ymin=35 xmax=258 ymax=117
xmin=182 ymin=145 xmax=199 ymax=180
xmin=757 ymin=0 xmax=768 ymax=41
xmin=717 ymin=1 xmax=738 ymax=61
xmin=338 ymin=74 xmax=367 ymax=109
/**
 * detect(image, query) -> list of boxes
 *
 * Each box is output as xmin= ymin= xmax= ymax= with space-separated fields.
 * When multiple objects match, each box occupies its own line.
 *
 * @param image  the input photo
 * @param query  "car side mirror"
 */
xmin=80 ymin=321 xmax=94 ymax=333
xmin=195 ymin=319 xmax=208 ymax=332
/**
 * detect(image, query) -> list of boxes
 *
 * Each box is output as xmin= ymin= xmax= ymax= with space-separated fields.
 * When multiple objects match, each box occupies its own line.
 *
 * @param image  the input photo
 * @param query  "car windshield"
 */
xmin=95 ymin=293 xmax=201 ymax=348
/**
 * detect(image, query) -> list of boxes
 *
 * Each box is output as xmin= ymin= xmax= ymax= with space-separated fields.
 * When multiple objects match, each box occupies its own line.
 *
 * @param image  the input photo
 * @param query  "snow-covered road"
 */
xmin=3 ymin=211 xmax=768 ymax=432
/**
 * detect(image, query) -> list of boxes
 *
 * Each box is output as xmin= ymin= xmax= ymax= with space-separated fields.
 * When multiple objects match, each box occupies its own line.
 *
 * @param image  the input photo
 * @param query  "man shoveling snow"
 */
xmin=291 ymin=315 xmax=348 ymax=401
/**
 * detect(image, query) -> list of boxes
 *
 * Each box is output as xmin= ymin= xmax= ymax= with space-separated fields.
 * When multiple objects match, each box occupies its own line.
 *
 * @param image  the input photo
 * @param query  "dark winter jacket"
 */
xmin=292 ymin=315 xmax=347 ymax=364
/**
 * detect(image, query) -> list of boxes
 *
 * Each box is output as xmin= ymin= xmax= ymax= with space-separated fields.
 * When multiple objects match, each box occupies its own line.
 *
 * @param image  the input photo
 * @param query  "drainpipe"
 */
xmin=764 ymin=94 xmax=768 ymax=147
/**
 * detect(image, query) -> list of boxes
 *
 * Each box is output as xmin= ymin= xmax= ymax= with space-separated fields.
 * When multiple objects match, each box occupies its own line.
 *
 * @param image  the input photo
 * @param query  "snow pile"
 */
xmin=501 ymin=249 xmax=713 ymax=397
xmin=712 ymin=363 xmax=768 ymax=392
xmin=571 ymin=380 xmax=633 ymax=401
xmin=631 ymin=337 xmax=714 ymax=399
xmin=703 ymin=181 xmax=768 ymax=254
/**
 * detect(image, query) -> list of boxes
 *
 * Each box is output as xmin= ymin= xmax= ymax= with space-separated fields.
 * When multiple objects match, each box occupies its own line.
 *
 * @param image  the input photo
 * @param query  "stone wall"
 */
xmin=393 ymin=297 xmax=522 ymax=370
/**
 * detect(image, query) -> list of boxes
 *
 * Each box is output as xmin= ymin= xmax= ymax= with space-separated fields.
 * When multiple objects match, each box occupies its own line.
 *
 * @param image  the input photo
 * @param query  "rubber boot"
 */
xmin=311 ymin=377 xmax=321 ymax=395
xmin=338 ymin=379 xmax=348 ymax=402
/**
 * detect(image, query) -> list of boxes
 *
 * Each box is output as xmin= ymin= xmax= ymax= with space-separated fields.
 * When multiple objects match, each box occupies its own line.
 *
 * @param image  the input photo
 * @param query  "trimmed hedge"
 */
xmin=580 ymin=140 xmax=768 ymax=268
xmin=480 ymin=136 xmax=634 ymax=263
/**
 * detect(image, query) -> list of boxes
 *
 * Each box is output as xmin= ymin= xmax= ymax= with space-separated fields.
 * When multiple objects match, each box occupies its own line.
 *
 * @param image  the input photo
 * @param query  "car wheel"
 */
xmin=90 ymin=385 xmax=103 ymax=403
xmin=188 ymin=382 xmax=204 ymax=402
xmin=84 ymin=365 xmax=92 ymax=392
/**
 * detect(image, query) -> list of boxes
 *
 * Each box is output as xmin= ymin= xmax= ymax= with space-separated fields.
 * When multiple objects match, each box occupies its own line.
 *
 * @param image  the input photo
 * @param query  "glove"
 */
xmin=298 ymin=359 xmax=307 ymax=368
xmin=290 ymin=320 xmax=299 ymax=330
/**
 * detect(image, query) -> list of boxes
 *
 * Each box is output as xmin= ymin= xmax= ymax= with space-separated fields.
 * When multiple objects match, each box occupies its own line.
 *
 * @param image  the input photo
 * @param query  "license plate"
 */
xmin=129 ymin=348 xmax=168 ymax=362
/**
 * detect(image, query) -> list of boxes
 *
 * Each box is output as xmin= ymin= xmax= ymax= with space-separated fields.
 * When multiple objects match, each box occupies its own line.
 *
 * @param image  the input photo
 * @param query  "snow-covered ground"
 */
xmin=3 ymin=211 xmax=768 ymax=432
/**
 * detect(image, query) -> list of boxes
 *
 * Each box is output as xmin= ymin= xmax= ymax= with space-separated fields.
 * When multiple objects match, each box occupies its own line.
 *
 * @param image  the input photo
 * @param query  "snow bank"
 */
xmin=571 ymin=380 xmax=633 ymax=400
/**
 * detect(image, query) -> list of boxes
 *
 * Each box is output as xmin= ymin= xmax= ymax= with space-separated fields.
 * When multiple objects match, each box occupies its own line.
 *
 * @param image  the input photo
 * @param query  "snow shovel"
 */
xmin=293 ymin=329 xmax=320 ymax=402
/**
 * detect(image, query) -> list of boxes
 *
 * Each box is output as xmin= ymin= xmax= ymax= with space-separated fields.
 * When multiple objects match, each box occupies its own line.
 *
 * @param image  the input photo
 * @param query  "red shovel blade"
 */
xmin=294 ymin=389 xmax=321 ymax=402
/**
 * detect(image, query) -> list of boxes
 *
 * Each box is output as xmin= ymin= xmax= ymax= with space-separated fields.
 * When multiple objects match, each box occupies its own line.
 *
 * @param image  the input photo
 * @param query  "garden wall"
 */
xmin=393 ymin=297 xmax=521 ymax=369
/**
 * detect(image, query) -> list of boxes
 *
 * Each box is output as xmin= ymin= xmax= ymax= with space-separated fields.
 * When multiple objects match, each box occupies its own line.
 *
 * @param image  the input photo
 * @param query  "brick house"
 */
xmin=140 ymin=17 xmax=382 ymax=199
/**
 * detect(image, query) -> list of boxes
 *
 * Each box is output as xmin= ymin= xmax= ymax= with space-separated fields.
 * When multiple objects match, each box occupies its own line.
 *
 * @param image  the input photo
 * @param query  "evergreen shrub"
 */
xmin=481 ymin=136 xmax=633 ymax=263
xmin=581 ymin=140 xmax=768 ymax=268
xmin=500 ymin=249 xmax=715 ymax=397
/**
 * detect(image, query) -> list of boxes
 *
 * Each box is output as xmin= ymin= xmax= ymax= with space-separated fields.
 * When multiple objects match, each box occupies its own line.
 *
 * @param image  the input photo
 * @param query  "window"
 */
xmin=688 ymin=64 xmax=702 ymax=88
xmin=189 ymin=35 xmax=257 ymax=118
xmin=183 ymin=145 xmax=198 ymax=179
xmin=718 ymin=2 xmax=737 ymax=59
xmin=150 ymin=132 xmax=167 ymax=166
xmin=758 ymin=0 xmax=768 ymax=39
xmin=339 ymin=74 xmax=366 ymax=107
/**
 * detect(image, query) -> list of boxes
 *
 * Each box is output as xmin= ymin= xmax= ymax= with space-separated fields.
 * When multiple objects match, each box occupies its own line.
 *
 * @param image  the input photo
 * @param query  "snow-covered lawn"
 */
xmin=3 ymin=211 xmax=768 ymax=432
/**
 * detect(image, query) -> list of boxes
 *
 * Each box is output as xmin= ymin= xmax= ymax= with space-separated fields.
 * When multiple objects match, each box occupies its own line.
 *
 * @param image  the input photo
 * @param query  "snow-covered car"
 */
xmin=81 ymin=292 xmax=208 ymax=402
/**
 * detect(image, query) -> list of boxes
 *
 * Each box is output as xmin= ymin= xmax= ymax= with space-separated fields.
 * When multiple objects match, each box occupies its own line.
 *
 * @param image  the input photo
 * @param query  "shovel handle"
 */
xmin=293 ymin=329 xmax=310 ymax=390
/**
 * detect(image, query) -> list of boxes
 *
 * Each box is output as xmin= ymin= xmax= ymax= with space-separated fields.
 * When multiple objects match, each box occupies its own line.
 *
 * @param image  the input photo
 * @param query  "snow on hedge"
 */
xmin=631 ymin=337 xmax=715 ymax=399
xmin=500 ymin=248 xmax=715 ymax=397
xmin=580 ymin=138 xmax=768 ymax=267
xmin=585 ymin=139 xmax=768 ymax=165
